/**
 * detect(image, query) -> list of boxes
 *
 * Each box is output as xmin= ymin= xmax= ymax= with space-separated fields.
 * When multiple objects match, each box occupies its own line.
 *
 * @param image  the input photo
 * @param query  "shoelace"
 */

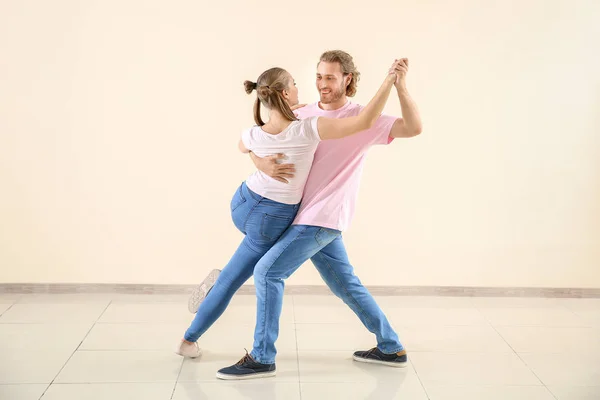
xmin=364 ymin=347 xmax=378 ymax=358
xmin=235 ymin=349 xmax=253 ymax=366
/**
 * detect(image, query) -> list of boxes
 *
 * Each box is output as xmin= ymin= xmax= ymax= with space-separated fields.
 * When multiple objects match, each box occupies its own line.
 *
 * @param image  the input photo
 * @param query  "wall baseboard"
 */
xmin=0 ymin=283 xmax=599 ymax=298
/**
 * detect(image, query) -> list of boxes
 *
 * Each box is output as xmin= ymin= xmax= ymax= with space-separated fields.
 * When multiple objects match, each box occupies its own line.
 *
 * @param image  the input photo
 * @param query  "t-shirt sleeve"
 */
xmin=241 ymin=128 xmax=253 ymax=151
xmin=301 ymin=116 xmax=322 ymax=142
xmin=370 ymin=113 xmax=398 ymax=145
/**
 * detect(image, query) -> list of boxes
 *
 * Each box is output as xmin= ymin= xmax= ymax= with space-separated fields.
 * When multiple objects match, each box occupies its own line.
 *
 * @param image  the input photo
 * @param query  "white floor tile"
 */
xmin=375 ymin=296 xmax=477 ymax=308
xmin=294 ymin=304 xmax=360 ymax=324
xmin=520 ymin=353 xmax=600 ymax=386
xmin=41 ymin=383 xmax=175 ymax=400
xmin=1 ymin=293 xmax=597 ymax=391
xmin=296 ymin=324 xmax=374 ymax=351
xmin=399 ymin=325 xmax=514 ymax=353
xmin=173 ymin=381 xmax=301 ymax=400
xmin=477 ymin=307 xmax=588 ymax=327
xmin=81 ymin=323 xmax=182 ymax=351
xmin=556 ymin=298 xmax=600 ymax=311
xmin=569 ymin=309 xmax=600 ymax=328
xmin=110 ymin=294 xmax=190 ymax=303
xmin=292 ymin=295 xmax=346 ymax=308
xmin=0 ymin=303 xmax=12 ymax=315
xmin=178 ymin=351 xmax=299 ymax=382
xmin=0 ymin=348 xmax=73 ymax=384
xmin=98 ymin=303 xmax=192 ymax=324
xmin=548 ymin=386 xmax=600 ymax=400
xmin=300 ymin=381 xmax=429 ymax=400
xmin=556 ymin=297 xmax=600 ymax=328
xmin=0 ymin=323 xmax=92 ymax=352
xmin=55 ymin=351 xmax=182 ymax=383
xmin=424 ymin=384 xmax=555 ymax=400
xmin=409 ymin=352 xmax=541 ymax=385
xmin=0 ymin=303 xmax=108 ymax=324
xmin=472 ymin=297 xmax=565 ymax=308
xmin=0 ymin=384 xmax=47 ymax=400
xmin=17 ymin=294 xmax=114 ymax=304
xmin=298 ymin=351 xmax=418 ymax=384
xmin=0 ymin=294 xmax=22 ymax=302
xmin=386 ymin=307 xmax=490 ymax=326
xmin=496 ymin=326 xmax=600 ymax=354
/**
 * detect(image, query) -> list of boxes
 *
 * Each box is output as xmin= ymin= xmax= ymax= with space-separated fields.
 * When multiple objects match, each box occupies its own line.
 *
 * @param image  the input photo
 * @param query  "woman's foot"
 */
xmin=188 ymin=269 xmax=221 ymax=313
xmin=175 ymin=339 xmax=202 ymax=358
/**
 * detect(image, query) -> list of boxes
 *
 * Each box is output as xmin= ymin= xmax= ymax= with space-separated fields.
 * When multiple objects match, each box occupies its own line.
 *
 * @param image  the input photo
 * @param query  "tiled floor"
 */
xmin=0 ymin=293 xmax=599 ymax=400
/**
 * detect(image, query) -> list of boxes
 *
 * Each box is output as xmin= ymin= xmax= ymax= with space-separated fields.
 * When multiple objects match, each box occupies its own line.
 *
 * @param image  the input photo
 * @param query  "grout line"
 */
xmin=37 ymin=300 xmax=113 ymax=399
xmin=408 ymin=358 xmax=431 ymax=400
xmin=171 ymin=357 xmax=185 ymax=400
xmin=483 ymin=313 xmax=559 ymax=399
xmin=36 ymin=384 xmax=51 ymax=400
xmin=543 ymin=386 xmax=560 ymax=400
xmin=292 ymin=295 xmax=302 ymax=400
xmin=0 ymin=303 xmax=16 ymax=318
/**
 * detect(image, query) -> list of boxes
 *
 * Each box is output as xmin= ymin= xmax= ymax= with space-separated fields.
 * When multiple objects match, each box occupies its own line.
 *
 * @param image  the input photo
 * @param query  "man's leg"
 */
xmin=311 ymin=236 xmax=407 ymax=367
xmin=216 ymin=225 xmax=340 ymax=379
xmin=252 ymin=226 xmax=341 ymax=364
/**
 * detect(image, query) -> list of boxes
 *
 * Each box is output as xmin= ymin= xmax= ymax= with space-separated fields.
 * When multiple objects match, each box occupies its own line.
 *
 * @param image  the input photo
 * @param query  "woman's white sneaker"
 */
xmin=175 ymin=340 xmax=202 ymax=358
xmin=188 ymin=269 xmax=221 ymax=313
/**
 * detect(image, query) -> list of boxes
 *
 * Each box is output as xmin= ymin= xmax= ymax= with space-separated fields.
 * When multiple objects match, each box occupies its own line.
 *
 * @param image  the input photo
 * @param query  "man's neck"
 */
xmin=318 ymin=97 xmax=349 ymax=111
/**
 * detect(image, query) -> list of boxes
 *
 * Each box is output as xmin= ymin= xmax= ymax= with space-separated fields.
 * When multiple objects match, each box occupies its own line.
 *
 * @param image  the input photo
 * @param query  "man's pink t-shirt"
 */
xmin=293 ymin=101 xmax=396 ymax=231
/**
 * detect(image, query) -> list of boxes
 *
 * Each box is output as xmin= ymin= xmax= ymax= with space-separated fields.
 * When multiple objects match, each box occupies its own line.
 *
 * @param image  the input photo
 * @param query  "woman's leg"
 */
xmin=183 ymin=237 xmax=266 ymax=342
xmin=180 ymin=183 xmax=299 ymax=346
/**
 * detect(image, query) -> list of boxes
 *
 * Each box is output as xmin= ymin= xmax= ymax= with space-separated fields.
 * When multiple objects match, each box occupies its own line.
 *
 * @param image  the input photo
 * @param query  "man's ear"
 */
xmin=345 ymin=73 xmax=353 ymax=88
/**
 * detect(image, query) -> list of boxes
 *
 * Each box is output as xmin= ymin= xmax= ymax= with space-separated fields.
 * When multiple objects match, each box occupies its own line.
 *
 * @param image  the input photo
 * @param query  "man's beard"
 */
xmin=320 ymin=83 xmax=346 ymax=104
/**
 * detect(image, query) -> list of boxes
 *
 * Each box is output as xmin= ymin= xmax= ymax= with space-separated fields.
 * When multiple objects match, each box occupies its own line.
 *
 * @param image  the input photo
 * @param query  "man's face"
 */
xmin=316 ymin=61 xmax=349 ymax=104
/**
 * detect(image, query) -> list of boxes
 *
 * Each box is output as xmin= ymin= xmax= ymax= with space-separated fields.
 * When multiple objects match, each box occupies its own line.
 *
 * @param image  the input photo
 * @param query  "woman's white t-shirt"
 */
xmin=242 ymin=116 xmax=321 ymax=205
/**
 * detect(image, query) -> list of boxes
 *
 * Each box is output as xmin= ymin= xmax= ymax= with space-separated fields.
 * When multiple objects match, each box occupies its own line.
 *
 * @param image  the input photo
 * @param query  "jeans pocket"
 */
xmin=230 ymin=184 xmax=247 ymax=212
xmin=315 ymin=227 xmax=340 ymax=247
xmin=260 ymin=214 xmax=293 ymax=241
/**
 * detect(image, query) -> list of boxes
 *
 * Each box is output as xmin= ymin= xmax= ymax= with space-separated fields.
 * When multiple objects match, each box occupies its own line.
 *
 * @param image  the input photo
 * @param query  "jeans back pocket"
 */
xmin=260 ymin=214 xmax=293 ymax=241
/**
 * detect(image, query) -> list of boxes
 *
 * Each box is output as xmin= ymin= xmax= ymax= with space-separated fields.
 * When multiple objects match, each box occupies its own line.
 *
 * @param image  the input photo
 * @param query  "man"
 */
xmin=216 ymin=50 xmax=422 ymax=380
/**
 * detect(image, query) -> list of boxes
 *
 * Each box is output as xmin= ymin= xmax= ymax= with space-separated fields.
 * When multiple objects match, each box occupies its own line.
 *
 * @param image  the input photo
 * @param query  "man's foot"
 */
xmin=352 ymin=347 xmax=408 ymax=368
xmin=175 ymin=339 xmax=202 ymax=358
xmin=216 ymin=352 xmax=276 ymax=380
xmin=188 ymin=269 xmax=221 ymax=313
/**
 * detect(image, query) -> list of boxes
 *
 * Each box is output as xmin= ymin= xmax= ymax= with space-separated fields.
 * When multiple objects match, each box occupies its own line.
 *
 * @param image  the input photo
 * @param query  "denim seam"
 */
xmin=313 ymin=250 xmax=377 ymax=334
xmin=242 ymin=199 xmax=262 ymax=233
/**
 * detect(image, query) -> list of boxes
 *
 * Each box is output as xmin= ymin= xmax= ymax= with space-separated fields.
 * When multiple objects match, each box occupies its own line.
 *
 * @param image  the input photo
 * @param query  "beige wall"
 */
xmin=1 ymin=0 xmax=599 ymax=287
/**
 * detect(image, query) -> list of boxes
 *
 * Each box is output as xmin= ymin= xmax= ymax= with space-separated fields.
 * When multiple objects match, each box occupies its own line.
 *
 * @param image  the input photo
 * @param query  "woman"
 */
xmin=177 ymin=65 xmax=397 ymax=357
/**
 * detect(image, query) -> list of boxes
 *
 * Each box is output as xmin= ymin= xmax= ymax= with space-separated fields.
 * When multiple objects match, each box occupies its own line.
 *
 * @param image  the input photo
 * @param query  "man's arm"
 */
xmin=249 ymin=152 xmax=296 ymax=184
xmin=388 ymin=58 xmax=423 ymax=139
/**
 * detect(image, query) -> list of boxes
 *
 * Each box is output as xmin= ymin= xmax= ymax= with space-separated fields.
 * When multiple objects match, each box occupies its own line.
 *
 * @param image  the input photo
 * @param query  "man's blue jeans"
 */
xmin=251 ymin=225 xmax=404 ymax=364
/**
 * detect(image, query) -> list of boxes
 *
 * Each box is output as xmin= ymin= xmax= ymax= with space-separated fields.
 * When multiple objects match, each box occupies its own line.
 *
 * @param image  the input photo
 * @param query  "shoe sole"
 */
xmin=215 ymin=371 xmax=276 ymax=380
xmin=352 ymin=355 xmax=408 ymax=368
xmin=174 ymin=350 xmax=202 ymax=359
xmin=188 ymin=269 xmax=221 ymax=313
